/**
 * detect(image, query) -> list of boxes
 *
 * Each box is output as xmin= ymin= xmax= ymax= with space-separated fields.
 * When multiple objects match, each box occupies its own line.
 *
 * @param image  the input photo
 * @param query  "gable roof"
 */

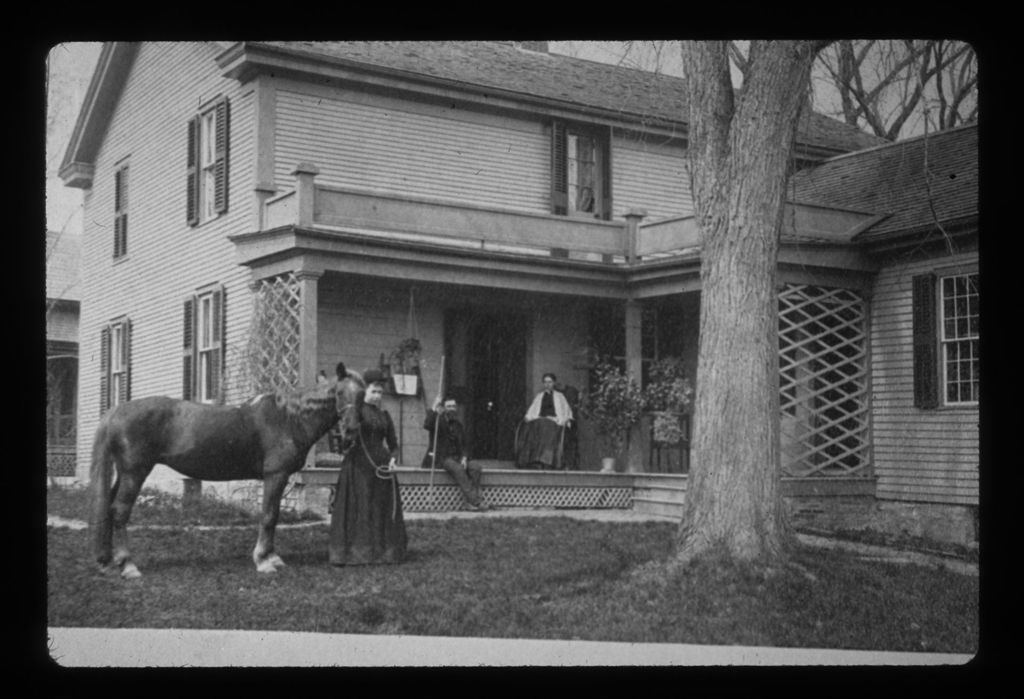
xmin=63 ymin=41 xmax=887 ymax=185
xmin=252 ymin=41 xmax=888 ymax=155
xmin=789 ymin=123 xmax=978 ymax=240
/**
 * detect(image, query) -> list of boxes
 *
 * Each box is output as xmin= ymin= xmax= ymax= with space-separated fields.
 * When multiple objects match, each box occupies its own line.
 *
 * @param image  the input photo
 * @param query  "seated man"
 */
xmin=516 ymin=372 xmax=573 ymax=470
xmin=422 ymin=395 xmax=490 ymax=511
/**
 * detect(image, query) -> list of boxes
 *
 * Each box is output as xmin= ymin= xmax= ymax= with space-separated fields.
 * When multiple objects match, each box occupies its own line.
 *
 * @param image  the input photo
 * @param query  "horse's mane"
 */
xmin=271 ymin=370 xmax=366 ymax=421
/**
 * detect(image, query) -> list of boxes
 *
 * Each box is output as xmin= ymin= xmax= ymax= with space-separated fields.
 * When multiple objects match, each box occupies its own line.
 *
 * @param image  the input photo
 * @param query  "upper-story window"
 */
xmin=912 ymin=267 xmax=979 ymax=409
xmin=187 ymin=98 xmax=230 ymax=226
xmin=551 ymin=121 xmax=612 ymax=220
xmin=100 ymin=317 xmax=132 ymax=412
xmin=113 ymin=163 xmax=128 ymax=258
xmin=183 ymin=286 xmax=225 ymax=404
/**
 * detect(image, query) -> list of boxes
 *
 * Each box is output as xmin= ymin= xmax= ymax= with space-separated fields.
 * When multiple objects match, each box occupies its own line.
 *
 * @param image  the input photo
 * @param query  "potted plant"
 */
xmin=389 ymin=337 xmax=422 ymax=396
xmin=580 ymin=361 xmax=645 ymax=472
xmin=642 ymin=357 xmax=694 ymax=445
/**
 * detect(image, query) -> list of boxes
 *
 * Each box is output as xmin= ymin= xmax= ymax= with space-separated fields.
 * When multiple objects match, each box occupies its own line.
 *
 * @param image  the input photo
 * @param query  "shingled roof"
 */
xmin=256 ymin=41 xmax=888 ymax=155
xmin=789 ymin=123 xmax=978 ymax=239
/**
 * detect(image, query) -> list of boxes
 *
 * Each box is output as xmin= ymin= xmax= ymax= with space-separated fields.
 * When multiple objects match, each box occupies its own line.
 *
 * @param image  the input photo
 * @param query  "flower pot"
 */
xmin=392 ymin=374 xmax=418 ymax=396
xmin=600 ymin=457 xmax=616 ymax=473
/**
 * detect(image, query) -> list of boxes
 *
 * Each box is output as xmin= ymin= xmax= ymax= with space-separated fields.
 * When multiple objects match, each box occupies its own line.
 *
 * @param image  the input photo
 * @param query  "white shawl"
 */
xmin=524 ymin=390 xmax=573 ymax=426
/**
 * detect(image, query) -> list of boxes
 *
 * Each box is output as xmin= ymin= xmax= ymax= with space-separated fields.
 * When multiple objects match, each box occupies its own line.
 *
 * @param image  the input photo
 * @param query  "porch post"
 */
xmin=292 ymin=162 xmax=320 ymax=228
xmin=624 ymin=298 xmax=644 ymax=472
xmin=296 ymin=270 xmax=323 ymax=388
xmin=297 ymin=269 xmax=323 ymax=469
xmin=624 ymin=208 xmax=647 ymax=263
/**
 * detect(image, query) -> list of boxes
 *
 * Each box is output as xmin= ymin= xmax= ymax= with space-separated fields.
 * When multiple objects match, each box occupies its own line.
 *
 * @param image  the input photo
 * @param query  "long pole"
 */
xmin=428 ymin=355 xmax=446 ymax=502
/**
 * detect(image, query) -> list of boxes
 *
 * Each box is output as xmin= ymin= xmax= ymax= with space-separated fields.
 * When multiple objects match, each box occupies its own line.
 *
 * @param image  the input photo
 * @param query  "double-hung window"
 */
xmin=100 ymin=318 xmax=131 ymax=412
xmin=187 ymin=98 xmax=230 ymax=225
xmin=912 ymin=268 xmax=979 ymax=408
xmin=939 ymin=272 xmax=979 ymax=405
xmin=183 ymin=286 xmax=225 ymax=404
xmin=551 ymin=121 xmax=612 ymax=219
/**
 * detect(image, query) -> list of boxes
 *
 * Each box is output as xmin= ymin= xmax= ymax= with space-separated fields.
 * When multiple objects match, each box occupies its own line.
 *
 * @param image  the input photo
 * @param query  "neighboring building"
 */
xmin=790 ymin=124 xmax=979 ymax=542
xmin=46 ymin=229 xmax=80 ymax=480
xmin=59 ymin=42 xmax=977 ymax=543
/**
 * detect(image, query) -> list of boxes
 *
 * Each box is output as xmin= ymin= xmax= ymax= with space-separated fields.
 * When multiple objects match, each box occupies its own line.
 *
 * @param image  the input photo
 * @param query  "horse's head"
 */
xmin=333 ymin=369 xmax=366 ymax=448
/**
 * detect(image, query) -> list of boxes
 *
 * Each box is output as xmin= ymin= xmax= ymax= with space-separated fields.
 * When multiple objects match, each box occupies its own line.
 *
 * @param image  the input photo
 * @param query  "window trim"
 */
xmin=183 ymin=286 xmax=225 ymax=404
xmin=938 ymin=270 xmax=979 ymax=407
xmin=100 ymin=317 xmax=131 ymax=412
xmin=187 ymin=97 xmax=230 ymax=226
xmin=551 ymin=119 xmax=612 ymax=220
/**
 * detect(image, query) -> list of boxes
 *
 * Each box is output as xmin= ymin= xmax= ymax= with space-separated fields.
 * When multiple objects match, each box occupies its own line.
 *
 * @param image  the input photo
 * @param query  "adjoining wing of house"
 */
xmin=59 ymin=42 xmax=978 ymax=545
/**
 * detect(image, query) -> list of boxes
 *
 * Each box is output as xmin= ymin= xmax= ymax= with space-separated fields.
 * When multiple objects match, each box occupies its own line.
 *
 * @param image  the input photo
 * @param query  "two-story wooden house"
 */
xmin=60 ymin=41 xmax=977 ymax=544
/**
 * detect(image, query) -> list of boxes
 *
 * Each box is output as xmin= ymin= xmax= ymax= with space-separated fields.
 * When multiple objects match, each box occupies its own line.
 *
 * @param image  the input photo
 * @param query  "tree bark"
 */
xmin=675 ymin=40 xmax=823 ymax=564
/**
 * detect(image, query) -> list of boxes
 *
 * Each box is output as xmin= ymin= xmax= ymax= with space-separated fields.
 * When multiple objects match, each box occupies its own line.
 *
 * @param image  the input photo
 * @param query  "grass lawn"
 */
xmin=46 ymin=486 xmax=977 ymax=653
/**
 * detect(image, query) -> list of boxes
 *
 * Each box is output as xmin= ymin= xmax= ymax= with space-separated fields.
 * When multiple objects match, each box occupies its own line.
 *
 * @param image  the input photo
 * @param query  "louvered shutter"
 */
xmin=99 ymin=325 xmax=111 ymax=412
xmin=600 ymin=125 xmax=613 ymax=221
xmin=186 ymin=116 xmax=200 ymax=226
xmin=114 ymin=166 xmax=128 ymax=257
xmin=211 ymin=286 xmax=225 ymax=404
xmin=120 ymin=319 xmax=132 ymax=404
xmin=912 ymin=273 xmax=939 ymax=409
xmin=183 ymin=296 xmax=196 ymax=400
xmin=213 ymin=99 xmax=230 ymax=214
xmin=550 ymin=120 xmax=568 ymax=215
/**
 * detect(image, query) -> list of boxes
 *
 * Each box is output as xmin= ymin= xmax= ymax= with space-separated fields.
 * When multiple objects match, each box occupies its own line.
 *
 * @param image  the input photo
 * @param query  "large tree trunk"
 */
xmin=675 ymin=41 xmax=824 ymax=564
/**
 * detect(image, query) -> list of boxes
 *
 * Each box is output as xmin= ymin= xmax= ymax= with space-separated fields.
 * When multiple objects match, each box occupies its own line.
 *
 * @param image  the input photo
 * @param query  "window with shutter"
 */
xmin=185 ymin=286 xmax=226 ymax=404
xmin=101 ymin=318 xmax=131 ymax=412
xmin=551 ymin=120 xmax=611 ymax=220
xmin=186 ymin=98 xmax=230 ymax=226
xmin=939 ymin=272 xmax=979 ymax=405
xmin=113 ymin=164 xmax=128 ymax=258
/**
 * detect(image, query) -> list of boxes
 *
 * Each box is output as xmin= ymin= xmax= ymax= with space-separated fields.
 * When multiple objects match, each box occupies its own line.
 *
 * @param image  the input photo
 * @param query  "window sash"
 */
xmin=939 ymin=273 xmax=979 ymax=405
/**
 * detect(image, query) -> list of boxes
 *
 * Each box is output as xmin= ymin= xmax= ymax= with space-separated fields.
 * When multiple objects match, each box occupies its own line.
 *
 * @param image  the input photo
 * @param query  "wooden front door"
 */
xmin=466 ymin=313 xmax=527 ymax=460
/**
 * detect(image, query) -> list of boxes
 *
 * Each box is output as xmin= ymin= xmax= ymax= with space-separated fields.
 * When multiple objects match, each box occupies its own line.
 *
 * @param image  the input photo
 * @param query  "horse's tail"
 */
xmin=89 ymin=416 xmax=117 ymax=566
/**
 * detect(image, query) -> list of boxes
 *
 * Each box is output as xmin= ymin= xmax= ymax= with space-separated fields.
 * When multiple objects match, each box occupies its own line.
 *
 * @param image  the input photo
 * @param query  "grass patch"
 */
xmin=47 ymin=509 xmax=977 ymax=653
xmin=46 ymin=483 xmax=323 ymax=526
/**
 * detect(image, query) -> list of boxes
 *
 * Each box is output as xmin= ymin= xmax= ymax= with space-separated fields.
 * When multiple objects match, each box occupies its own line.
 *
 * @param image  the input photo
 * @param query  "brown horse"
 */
xmin=90 ymin=370 xmax=365 ymax=578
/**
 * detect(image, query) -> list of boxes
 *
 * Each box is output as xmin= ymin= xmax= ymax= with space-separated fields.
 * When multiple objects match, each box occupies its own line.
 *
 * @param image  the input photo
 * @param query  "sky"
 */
xmin=46 ymin=42 xmax=103 ymax=238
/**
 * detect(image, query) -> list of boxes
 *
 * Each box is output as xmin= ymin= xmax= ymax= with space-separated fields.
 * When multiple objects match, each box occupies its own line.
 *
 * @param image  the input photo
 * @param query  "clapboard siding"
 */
xmin=76 ymin=42 xmax=258 ymax=480
xmin=869 ymin=250 xmax=979 ymax=505
xmin=274 ymin=86 xmax=549 ymax=214
xmin=612 ymin=135 xmax=692 ymax=221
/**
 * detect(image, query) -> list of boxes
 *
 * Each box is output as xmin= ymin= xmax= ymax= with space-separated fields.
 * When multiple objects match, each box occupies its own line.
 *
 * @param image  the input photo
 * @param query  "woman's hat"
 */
xmin=363 ymin=368 xmax=386 ymax=385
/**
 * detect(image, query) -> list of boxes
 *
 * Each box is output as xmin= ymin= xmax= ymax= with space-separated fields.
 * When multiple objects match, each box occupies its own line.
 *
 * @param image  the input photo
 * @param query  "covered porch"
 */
xmin=228 ymin=161 xmax=882 ymax=489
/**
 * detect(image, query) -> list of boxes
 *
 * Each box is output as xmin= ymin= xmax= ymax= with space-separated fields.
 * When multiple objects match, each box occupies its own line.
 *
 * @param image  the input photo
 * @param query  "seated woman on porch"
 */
xmin=516 ymin=373 xmax=573 ymax=470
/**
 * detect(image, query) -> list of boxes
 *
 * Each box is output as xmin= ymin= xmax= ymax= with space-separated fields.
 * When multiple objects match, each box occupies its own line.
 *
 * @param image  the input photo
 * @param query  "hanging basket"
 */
xmin=392 ymin=373 xmax=419 ymax=396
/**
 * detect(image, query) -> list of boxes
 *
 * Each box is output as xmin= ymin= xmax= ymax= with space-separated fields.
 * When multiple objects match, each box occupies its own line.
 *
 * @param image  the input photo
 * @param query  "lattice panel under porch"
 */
xmin=402 ymin=485 xmax=633 ymax=511
xmin=47 ymin=448 xmax=76 ymax=477
xmin=778 ymin=284 xmax=870 ymax=478
xmin=244 ymin=273 xmax=303 ymax=394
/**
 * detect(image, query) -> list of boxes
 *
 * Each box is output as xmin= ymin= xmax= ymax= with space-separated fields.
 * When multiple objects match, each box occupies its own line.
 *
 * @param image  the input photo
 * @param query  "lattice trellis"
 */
xmin=240 ymin=273 xmax=303 ymax=394
xmin=778 ymin=284 xmax=870 ymax=477
xmin=400 ymin=485 xmax=633 ymax=512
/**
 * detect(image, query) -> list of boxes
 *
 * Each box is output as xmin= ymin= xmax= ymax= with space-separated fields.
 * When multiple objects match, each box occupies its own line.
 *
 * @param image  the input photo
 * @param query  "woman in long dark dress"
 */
xmin=329 ymin=372 xmax=407 ymax=565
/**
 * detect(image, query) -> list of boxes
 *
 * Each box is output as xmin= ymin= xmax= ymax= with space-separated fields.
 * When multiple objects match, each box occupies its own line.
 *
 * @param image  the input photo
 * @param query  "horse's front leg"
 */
xmin=253 ymin=469 xmax=290 ymax=574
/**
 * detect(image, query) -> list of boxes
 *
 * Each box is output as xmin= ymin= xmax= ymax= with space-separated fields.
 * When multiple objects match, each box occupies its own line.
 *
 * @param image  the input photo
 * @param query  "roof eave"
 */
xmin=58 ymin=42 xmax=138 ymax=188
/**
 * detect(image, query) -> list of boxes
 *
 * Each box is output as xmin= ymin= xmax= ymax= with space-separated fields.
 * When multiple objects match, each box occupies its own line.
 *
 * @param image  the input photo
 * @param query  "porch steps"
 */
xmin=631 ymin=474 xmax=686 ymax=520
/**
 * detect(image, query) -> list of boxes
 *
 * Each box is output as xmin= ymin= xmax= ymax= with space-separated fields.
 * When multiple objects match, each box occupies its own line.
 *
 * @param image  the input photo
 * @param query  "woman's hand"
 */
xmin=388 ymin=457 xmax=397 ymax=469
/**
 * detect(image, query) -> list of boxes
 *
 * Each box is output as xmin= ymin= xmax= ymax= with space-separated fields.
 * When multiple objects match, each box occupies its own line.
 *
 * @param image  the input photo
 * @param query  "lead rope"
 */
xmin=357 ymin=431 xmax=399 ymax=522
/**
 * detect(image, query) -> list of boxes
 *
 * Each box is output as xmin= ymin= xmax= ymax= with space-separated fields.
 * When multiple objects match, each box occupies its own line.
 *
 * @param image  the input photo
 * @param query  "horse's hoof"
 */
xmin=120 ymin=563 xmax=142 ymax=580
xmin=267 ymin=554 xmax=287 ymax=569
xmin=256 ymin=560 xmax=279 ymax=574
